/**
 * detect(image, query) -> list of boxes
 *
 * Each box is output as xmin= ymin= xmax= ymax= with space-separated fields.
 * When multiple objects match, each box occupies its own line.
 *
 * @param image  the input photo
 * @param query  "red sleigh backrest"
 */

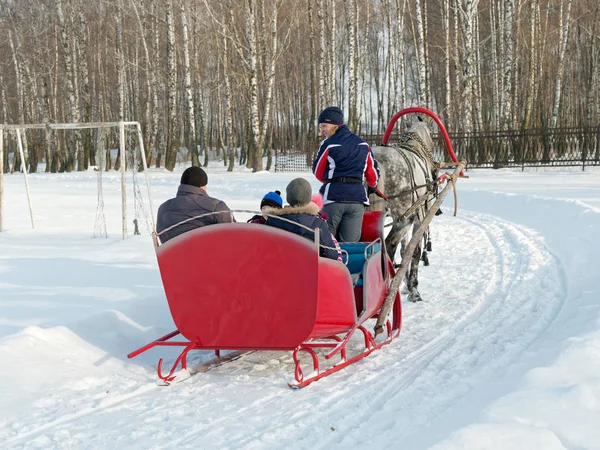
xmin=361 ymin=210 xmax=387 ymax=242
xmin=154 ymin=223 xmax=320 ymax=350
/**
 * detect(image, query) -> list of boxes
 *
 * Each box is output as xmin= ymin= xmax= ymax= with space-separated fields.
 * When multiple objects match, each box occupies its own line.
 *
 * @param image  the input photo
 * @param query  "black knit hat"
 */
xmin=180 ymin=166 xmax=208 ymax=187
xmin=318 ymin=106 xmax=344 ymax=125
xmin=286 ymin=178 xmax=312 ymax=207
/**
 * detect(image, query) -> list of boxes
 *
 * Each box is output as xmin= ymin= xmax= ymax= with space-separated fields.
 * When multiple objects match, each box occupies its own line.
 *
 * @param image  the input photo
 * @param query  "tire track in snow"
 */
xmin=2 ymin=211 xmax=567 ymax=449
xmin=302 ymin=211 xmax=568 ymax=449
xmin=213 ymin=210 xmax=567 ymax=449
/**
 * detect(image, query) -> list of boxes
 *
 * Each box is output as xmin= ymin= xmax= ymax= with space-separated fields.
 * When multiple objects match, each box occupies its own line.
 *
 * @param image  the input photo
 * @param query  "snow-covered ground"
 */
xmin=0 ymin=163 xmax=599 ymax=449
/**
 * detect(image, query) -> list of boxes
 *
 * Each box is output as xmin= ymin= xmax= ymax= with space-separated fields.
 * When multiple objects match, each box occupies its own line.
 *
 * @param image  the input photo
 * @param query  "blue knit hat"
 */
xmin=318 ymin=106 xmax=344 ymax=125
xmin=260 ymin=190 xmax=283 ymax=209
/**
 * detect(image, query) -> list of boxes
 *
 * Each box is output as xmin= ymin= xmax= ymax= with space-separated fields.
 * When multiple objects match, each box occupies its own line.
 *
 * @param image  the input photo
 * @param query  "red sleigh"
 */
xmin=127 ymin=211 xmax=402 ymax=388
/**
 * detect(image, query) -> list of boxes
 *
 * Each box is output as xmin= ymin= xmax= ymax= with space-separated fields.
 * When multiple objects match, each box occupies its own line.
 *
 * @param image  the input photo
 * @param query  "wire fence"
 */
xmin=275 ymin=127 xmax=600 ymax=172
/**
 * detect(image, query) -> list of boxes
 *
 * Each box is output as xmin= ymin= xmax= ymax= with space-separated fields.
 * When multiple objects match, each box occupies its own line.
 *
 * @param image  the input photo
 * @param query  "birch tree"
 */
xmin=327 ymin=0 xmax=337 ymax=104
xmin=523 ymin=0 xmax=540 ymax=129
xmin=457 ymin=0 xmax=478 ymax=134
xmin=224 ymin=0 xmax=236 ymax=171
xmin=76 ymin=0 xmax=91 ymax=168
xmin=165 ymin=0 xmax=179 ymax=171
xmin=441 ymin=0 xmax=451 ymax=127
xmin=244 ymin=0 xmax=261 ymax=171
xmin=131 ymin=0 xmax=158 ymax=165
xmin=56 ymin=0 xmax=81 ymax=171
xmin=414 ymin=0 xmax=429 ymax=107
xmin=500 ymin=0 xmax=515 ymax=130
xmin=549 ymin=0 xmax=573 ymax=130
xmin=344 ymin=0 xmax=358 ymax=130
xmin=317 ymin=0 xmax=327 ymax=106
xmin=307 ymin=0 xmax=317 ymax=131
xmin=180 ymin=0 xmax=198 ymax=166
xmin=395 ymin=0 xmax=408 ymax=113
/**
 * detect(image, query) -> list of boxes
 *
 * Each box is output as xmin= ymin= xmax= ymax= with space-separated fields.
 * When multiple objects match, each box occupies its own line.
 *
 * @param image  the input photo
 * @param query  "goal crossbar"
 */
xmin=0 ymin=121 xmax=155 ymax=239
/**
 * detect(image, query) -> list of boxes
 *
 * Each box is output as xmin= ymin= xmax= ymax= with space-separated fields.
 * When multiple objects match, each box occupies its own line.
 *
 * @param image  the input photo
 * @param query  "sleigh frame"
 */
xmin=127 ymin=211 xmax=401 ymax=388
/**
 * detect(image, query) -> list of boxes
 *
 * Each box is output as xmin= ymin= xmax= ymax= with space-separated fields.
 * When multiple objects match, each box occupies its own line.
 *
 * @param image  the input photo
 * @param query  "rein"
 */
xmin=378 ymin=177 xmax=439 ymax=201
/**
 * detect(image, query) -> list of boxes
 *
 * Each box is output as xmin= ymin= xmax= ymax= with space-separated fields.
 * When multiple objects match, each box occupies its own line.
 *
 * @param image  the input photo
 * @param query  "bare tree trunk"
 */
xmin=317 ymin=0 xmax=326 ymax=106
xmin=165 ymin=1 xmax=179 ymax=171
xmin=458 ymin=0 xmax=478 ymax=134
xmin=245 ymin=0 xmax=262 ymax=172
xmin=523 ymin=0 xmax=540 ymax=129
xmin=131 ymin=0 xmax=156 ymax=166
xmin=356 ymin=1 xmax=368 ymax=134
xmin=308 ymin=0 xmax=317 ymax=140
xmin=384 ymin=0 xmax=394 ymax=122
xmin=8 ymin=29 xmax=28 ymax=172
xmin=328 ymin=0 xmax=337 ymax=103
xmin=489 ymin=2 xmax=499 ymax=130
xmin=180 ymin=0 xmax=197 ymax=166
xmin=344 ymin=0 xmax=358 ymax=130
xmin=56 ymin=0 xmax=81 ymax=171
xmin=224 ymin=0 xmax=236 ymax=172
xmin=442 ymin=0 xmax=451 ymax=127
xmin=414 ymin=0 xmax=429 ymax=107
xmin=452 ymin=0 xmax=461 ymax=130
xmin=114 ymin=0 xmax=126 ymax=172
xmin=257 ymin=0 xmax=279 ymax=171
xmin=395 ymin=0 xmax=408 ymax=112
xmin=549 ymin=0 xmax=573 ymax=130
xmin=501 ymin=0 xmax=515 ymax=130
xmin=153 ymin=3 xmax=164 ymax=168
xmin=76 ymin=0 xmax=92 ymax=169
xmin=473 ymin=10 xmax=483 ymax=132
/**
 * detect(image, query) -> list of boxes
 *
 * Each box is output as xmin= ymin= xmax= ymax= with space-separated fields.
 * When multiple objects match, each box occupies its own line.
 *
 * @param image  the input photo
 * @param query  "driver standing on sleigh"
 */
xmin=312 ymin=106 xmax=380 ymax=243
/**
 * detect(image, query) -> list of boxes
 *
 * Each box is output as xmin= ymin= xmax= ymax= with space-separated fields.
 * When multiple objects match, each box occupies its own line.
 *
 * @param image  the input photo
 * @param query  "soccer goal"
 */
xmin=0 ymin=121 xmax=155 ymax=239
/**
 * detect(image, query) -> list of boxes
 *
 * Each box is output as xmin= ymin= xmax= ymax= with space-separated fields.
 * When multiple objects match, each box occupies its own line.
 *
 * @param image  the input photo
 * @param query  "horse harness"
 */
xmin=382 ymin=131 xmax=440 ymax=220
xmin=378 ymin=131 xmax=439 ymax=265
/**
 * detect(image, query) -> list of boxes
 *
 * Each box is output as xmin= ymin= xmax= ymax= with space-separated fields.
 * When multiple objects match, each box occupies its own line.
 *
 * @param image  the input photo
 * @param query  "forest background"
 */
xmin=0 ymin=0 xmax=597 ymax=173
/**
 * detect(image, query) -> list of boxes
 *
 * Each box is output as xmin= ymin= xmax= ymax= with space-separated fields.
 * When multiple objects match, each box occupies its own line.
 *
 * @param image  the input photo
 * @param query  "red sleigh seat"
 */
xmin=128 ymin=211 xmax=400 ymax=388
xmin=155 ymin=223 xmax=357 ymax=349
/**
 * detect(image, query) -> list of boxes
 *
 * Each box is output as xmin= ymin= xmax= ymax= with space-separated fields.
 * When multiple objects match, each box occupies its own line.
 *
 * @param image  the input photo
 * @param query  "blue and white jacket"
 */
xmin=312 ymin=125 xmax=379 ymax=205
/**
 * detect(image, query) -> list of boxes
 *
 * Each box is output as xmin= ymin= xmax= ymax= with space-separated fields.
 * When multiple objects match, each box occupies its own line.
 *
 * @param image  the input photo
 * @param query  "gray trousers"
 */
xmin=322 ymin=202 xmax=365 ymax=242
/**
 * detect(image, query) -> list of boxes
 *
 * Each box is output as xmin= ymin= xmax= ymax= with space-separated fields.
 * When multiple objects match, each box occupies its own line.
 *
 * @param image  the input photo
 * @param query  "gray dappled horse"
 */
xmin=368 ymin=121 xmax=438 ymax=303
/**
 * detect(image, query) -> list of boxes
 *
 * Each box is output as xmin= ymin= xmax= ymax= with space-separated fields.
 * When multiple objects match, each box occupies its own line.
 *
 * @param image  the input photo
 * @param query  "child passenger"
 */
xmin=247 ymin=190 xmax=283 ymax=224
xmin=263 ymin=178 xmax=342 ymax=261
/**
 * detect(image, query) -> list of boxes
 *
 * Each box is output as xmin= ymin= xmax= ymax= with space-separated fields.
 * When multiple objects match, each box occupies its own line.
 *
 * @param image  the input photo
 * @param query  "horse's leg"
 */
xmin=385 ymin=221 xmax=410 ymax=267
xmin=398 ymin=232 xmax=411 ymax=294
xmin=406 ymin=241 xmax=423 ymax=302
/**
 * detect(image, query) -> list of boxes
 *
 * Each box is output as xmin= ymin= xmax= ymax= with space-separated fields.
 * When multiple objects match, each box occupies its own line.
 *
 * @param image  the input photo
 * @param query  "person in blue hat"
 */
xmin=247 ymin=190 xmax=283 ymax=224
xmin=312 ymin=106 xmax=380 ymax=242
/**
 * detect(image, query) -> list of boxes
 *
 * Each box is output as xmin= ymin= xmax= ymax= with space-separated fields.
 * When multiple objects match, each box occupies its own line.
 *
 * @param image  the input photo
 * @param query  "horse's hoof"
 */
xmin=408 ymin=293 xmax=423 ymax=303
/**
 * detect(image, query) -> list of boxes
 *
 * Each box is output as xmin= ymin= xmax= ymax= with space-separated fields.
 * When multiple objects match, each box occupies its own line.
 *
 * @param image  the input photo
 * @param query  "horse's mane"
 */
xmin=396 ymin=122 xmax=436 ymax=169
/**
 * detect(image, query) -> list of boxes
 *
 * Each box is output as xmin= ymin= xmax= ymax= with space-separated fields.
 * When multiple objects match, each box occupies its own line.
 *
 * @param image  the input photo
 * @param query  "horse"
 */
xmin=367 ymin=121 xmax=438 ymax=303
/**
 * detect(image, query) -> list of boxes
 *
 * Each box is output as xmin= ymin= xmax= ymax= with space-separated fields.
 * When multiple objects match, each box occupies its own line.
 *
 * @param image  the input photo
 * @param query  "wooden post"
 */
xmin=16 ymin=129 xmax=35 ymax=229
xmin=374 ymin=162 xmax=465 ymax=336
xmin=135 ymin=123 xmax=156 ymax=231
xmin=119 ymin=121 xmax=127 ymax=239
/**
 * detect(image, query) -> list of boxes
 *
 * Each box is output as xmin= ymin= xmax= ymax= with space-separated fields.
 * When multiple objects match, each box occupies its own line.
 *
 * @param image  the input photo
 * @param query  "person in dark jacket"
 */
xmin=263 ymin=178 xmax=342 ymax=261
xmin=156 ymin=166 xmax=233 ymax=243
xmin=247 ymin=190 xmax=283 ymax=224
xmin=312 ymin=106 xmax=380 ymax=242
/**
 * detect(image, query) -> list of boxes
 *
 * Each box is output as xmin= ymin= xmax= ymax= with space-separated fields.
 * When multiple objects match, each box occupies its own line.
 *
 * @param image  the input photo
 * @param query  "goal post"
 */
xmin=0 ymin=121 xmax=155 ymax=239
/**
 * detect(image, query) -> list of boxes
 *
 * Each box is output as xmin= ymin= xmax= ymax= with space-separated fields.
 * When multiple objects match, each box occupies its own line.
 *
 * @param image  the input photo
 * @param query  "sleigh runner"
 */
xmin=128 ymin=210 xmax=401 ymax=388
